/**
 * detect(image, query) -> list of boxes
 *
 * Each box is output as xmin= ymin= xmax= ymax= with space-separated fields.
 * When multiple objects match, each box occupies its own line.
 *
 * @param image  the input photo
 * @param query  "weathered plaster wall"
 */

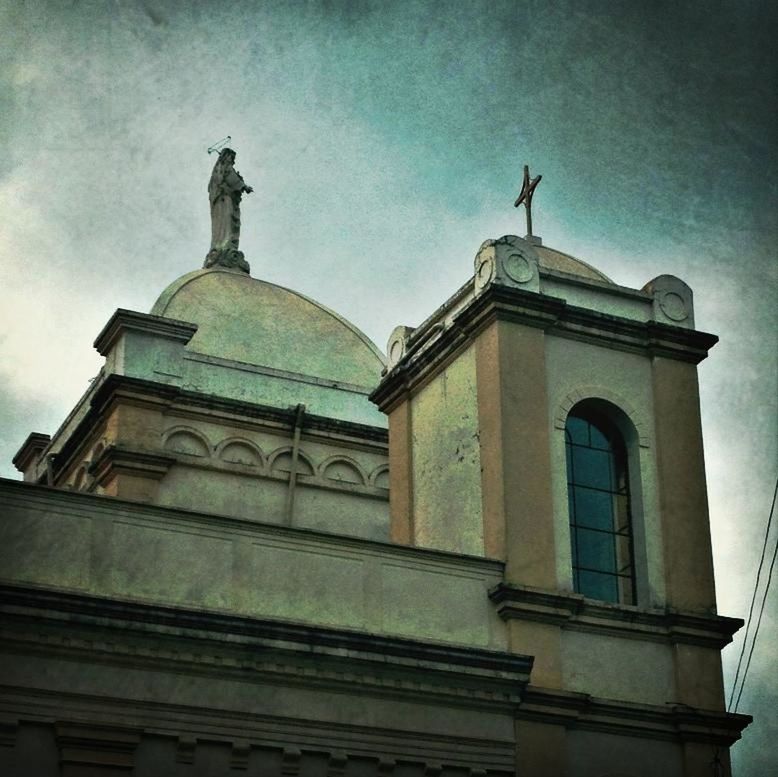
xmin=561 ymin=630 xmax=675 ymax=705
xmin=651 ymin=357 xmax=717 ymax=612
xmin=410 ymin=344 xmax=483 ymax=556
xmin=566 ymin=730 xmax=683 ymax=777
xmin=293 ymin=487 xmax=389 ymax=540
xmin=540 ymin=274 xmax=653 ymax=322
xmin=53 ymin=401 xmax=390 ymax=540
xmin=155 ymin=465 xmax=289 ymax=523
xmin=0 ymin=657 xmax=517 ymax=775
xmin=0 ymin=480 xmax=505 ymax=649
xmin=475 ymin=319 xmax=557 ymax=587
xmin=178 ymin=352 xmax=385 ymax=427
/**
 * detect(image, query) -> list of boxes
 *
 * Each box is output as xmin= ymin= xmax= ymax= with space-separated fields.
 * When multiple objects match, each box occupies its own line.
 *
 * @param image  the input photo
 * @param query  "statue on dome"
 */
xmin=204 ymin=147 xmax=253 ymax=273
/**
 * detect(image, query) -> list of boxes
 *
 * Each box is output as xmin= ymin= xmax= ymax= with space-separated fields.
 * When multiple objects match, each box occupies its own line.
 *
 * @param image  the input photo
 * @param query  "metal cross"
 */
xmin=514 ymin=164 xmax=542 ymax=238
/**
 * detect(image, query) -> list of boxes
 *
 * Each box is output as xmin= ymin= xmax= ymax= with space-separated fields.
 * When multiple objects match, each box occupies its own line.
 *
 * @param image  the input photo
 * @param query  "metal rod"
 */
xmin=284 ymin=404 xmax=306 ymax=526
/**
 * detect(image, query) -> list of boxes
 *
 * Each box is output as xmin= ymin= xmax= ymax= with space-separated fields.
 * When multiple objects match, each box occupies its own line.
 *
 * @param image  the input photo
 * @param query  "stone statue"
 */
xmin=204 ymin=148 xmax=253 ymax=273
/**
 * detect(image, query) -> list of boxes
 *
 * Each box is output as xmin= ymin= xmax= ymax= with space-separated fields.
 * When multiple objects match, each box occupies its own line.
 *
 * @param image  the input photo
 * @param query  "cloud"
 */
xmin=1 ymin=1 xmax=776 ymax=768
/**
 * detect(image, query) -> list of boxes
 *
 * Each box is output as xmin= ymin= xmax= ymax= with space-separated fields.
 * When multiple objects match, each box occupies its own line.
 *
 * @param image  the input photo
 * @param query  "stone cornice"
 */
xmin=0 ymin=688 xmax=514 ymax=771
xmin=93 ymin=309 xmax=198 ymax=356
xmin=517 ymin=685 xmax=751 ymax=746
xmin=93 ymin=374 xmax=389 ymax=441
xmin=456 ymin=284 xmax=566 ymax=335
xmin=489 ymin=583 xmax=743 ymax=649
xmin=0 ymin=584 xmax=531 ymax=711
xmin=370 ymin=325 xmax=471 ymax=413
xmin=370 ymin=284 xmax=718 ymax=413
xmin=50 ymin=373 xmax=388 ymax=482
xmin=11 ymin=432 xmax=51 ymax=473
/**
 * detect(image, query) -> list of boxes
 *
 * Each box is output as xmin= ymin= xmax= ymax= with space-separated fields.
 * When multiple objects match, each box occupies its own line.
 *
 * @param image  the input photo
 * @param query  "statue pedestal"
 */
xmin=204 ymin=248 xmax=250 ymax=274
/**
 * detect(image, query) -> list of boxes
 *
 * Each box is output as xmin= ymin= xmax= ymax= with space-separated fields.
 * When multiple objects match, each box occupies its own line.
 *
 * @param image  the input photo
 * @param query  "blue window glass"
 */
xmin=573 ymin=488 xmax=613 ymax=531
xmin=578 ymin=570 xmax=619 ymax=602
xmin=566 ymin=408 xmax=635 ymax=604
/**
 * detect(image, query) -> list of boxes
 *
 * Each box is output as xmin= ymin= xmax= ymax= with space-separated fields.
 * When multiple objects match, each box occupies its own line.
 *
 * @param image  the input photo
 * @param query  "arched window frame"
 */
xmin=565 ymin=401 xmax=639 ymax=605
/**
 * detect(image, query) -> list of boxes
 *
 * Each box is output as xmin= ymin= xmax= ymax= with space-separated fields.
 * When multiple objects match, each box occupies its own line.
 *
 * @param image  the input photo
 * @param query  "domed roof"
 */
xmin=151 ymin=268 xmax=385 ymax=388
xmin=535 ymin=244 xmax=614 ymax=284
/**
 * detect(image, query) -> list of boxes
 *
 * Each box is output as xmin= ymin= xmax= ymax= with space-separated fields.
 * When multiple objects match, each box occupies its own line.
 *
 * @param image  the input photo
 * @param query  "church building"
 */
xmin=0 ymin=155 xmax=751 ymax=776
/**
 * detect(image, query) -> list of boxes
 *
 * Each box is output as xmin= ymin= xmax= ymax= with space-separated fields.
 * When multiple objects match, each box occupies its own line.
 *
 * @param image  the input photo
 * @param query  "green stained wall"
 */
xmin=0 ymin=480 xmax=505 ymax=650
xmin=410 ymin=345 xmax=483 ymax=556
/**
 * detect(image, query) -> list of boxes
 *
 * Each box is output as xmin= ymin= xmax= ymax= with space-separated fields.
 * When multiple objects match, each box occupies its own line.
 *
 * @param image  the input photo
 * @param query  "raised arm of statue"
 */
xmin=224 ymin=167 xmax=252 ymax=196
xmin=204 ymin=148 xmax=253 ymax=274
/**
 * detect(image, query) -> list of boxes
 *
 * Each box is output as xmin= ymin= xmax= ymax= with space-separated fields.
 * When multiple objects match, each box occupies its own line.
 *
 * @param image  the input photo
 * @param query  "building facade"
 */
xmin=1 ymin=231 xmax=750 ymax=775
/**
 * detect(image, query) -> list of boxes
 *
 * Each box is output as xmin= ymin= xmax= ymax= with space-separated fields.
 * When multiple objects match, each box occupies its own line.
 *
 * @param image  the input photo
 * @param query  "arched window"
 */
xmin=566 ymin=406 xmax=635 ymax=604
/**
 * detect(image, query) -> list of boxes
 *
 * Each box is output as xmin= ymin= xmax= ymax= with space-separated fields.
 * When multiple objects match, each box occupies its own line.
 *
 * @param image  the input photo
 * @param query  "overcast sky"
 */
xmin=2 ymin=0 xmax=776 ymax=771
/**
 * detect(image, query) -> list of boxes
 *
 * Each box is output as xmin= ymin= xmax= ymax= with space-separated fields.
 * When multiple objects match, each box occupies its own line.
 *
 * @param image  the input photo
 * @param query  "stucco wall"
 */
xmin=540 ymin=275 xmax=653 ymax=322
xmin=156 ymin=465 xmax=289 ymax=522
xmin=410 ymin=344 xmax=483 ymax=556
xmin=566 ymin=730 xmax=683 ymax=777
xmin=561 ymin=630 xmax=675 ymax=705
xmin=0 ymin=480 xmax=505 ymax=650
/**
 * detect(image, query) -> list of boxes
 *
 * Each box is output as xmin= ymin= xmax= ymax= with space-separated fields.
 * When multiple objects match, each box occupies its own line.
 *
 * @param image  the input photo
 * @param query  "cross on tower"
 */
xmin=514 ymin=164 xmax=542 ymax=238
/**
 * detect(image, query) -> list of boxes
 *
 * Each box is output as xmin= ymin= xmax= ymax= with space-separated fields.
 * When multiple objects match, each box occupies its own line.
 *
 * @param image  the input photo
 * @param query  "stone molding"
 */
xmin=184 ymin=349 xmax=377 ymax=395
xmin=473 ymin=235 xmax=541 ymax=294
xmin=11 ymin=432 xmax=51 ymax=475
xmin=1 ymin=687 xmax=514 ymax=774
xmin=175 ymin=735 xmax=196 ymax=764
xmin=48 ymin=373 xmax=388 ymax=486
xmin=0 ymin=688 xmax=511 ymax=777
xmin=370 ymin=320 xmax=472 ymax=413
xmin=489 ymin=583 xmax=743 ymax=649
xmin=67 ymin=431 xmax=389 ymax=501
xmin=93 ymin=308 xmax=198 ymax=356
xmin=69 ymin=433 xmax=386 ymax=507
xmin=386 ymin=325 xmax=417 ymax=369
xmin=0 ymin=583 xmax=749 ymax=759
xmin=553 ymin=386 xmax=652 ymax=448
xmin=90 ymin=445 xmax=176 ymax=487
xmin=643 ymin=274 xmax=695 ymax=329
xmin=157 ymin=430 xmax=389 ymax=497
xmin=0 ymin=584 xmax=530 ymax=708
xmin=517 ymin=685 xmax=751 ymax=747
xmin=371 ymin=284 xmax=718 ymax=413
xmin=55 ymin=721 xmax=141 ymax=774
xmin=539 ymin=266 xmax=649 ymax=300
xmin=0 ymin=585 xmax=523 ymax=772
xmin=163 ymin=424 xmax=213 ymax=458
xmin=281 ymin=747 xmax=303 ymax=775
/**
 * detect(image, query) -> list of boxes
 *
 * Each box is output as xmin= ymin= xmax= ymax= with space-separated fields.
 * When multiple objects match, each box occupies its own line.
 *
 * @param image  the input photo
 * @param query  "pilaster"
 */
xmin=651 ymin=357 xmax=717 ymax=611
xmin=388 ymin=400 xmax=414 ymax=544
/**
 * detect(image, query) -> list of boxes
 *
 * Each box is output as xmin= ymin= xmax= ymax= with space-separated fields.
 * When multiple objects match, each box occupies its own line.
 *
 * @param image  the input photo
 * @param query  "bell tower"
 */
xmin=371 ymin=231 xmax=750 ymax=776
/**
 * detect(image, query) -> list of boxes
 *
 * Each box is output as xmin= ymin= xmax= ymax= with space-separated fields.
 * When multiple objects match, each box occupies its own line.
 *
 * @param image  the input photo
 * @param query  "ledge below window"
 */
xmin=489 ymin=582 xmax=742 ymax=649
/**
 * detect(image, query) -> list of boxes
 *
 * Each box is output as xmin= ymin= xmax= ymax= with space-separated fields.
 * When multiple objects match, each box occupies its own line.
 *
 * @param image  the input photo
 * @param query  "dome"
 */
xmin=535 ymin=244 xmax=614 ymax=284
xmin=151 ymin=268 xmax=385 ymax=388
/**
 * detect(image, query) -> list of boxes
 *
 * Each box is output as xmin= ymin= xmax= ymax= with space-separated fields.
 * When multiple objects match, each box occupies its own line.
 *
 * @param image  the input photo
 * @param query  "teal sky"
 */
xmin=1 ymin=1 xmax=776 ymax=771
